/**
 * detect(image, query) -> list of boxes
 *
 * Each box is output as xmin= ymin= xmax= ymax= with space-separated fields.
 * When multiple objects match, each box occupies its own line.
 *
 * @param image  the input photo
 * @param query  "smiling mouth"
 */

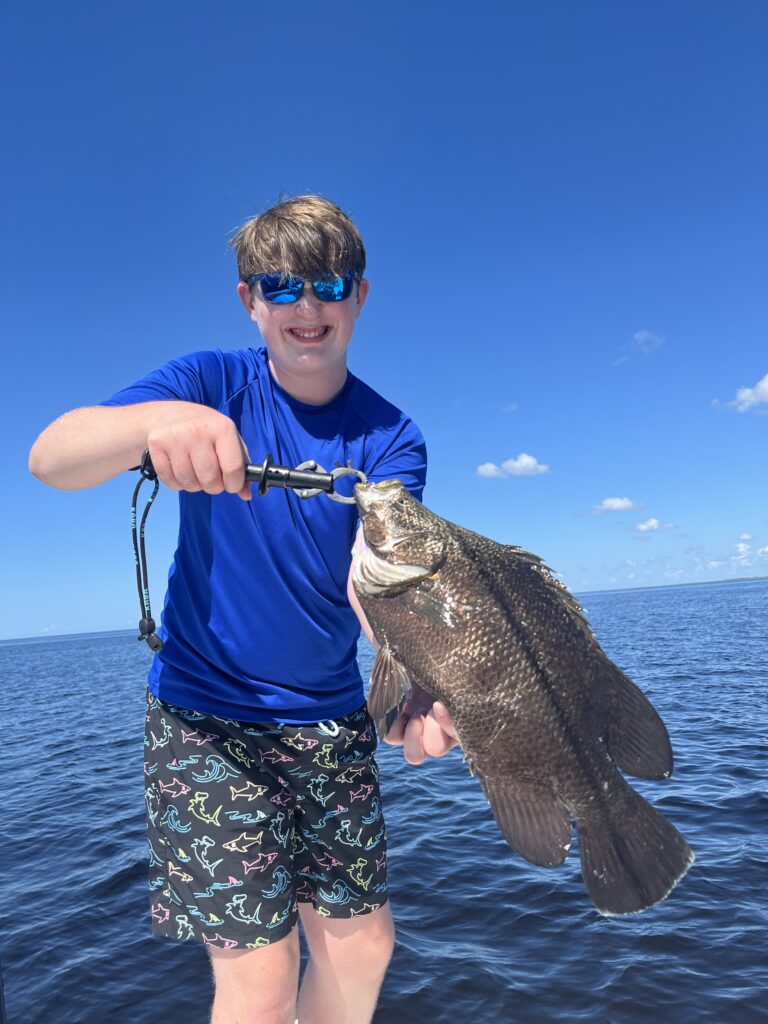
xmin=288 ymin=326 xmax=331 ymax=339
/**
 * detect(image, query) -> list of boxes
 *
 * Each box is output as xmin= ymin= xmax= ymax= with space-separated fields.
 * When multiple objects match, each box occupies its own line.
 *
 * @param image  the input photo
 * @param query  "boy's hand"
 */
xmin=146 ymin=402 xmax=252 ymax=500
xmin=383 ymin=682 xmax=460 ymax=764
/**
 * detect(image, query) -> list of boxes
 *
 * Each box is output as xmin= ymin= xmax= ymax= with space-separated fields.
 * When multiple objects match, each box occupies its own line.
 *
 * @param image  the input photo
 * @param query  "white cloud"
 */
xmin=591 ymin=497 xmax=641 ymax=515
xmin=476 ymin=462 xmax=505 ymax=478
xmin=477 ymin=453 xmax=549 ymax=478
xmin=734 ymin=539 xmax=752 ymax=566
xmin=664 ymin=568 xmax=686 ymax=579
xmin=635 ymin=518 xmax=660 ymax=532
xmin=502 ymin=454 xmax=548 ymax=476
xmin=634 ymin=518 xmax=675 ymax=533
xmin=501 ymin=403 xmax=518 ymax=413
xmin=722 ymin=372 xmax=768 ymax=413
xmin=730 ymin=534 xmax=768 ymax=567
xmin=614 ymin=330 xmax=665 ymax=365
xmin=633 ymin=330 xmax=665 ymax=354
xmin=707 ymin=560 xmax=723 ymax=569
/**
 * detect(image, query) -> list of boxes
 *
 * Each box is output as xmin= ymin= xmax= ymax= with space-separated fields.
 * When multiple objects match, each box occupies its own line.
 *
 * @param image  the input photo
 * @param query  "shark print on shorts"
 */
xmin=144 ymin=692 xmax=388 ymax=947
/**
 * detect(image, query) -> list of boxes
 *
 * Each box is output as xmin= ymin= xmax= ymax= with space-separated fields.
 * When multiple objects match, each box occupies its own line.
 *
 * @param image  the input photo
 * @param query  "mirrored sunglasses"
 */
xmin=245 ymin=270 xmax=358 ymax=304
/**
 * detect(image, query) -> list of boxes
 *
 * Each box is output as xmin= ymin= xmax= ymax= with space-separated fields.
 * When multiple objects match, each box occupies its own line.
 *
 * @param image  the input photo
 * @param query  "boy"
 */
xmin=29 ymin=195 xmax=458 ymax=1024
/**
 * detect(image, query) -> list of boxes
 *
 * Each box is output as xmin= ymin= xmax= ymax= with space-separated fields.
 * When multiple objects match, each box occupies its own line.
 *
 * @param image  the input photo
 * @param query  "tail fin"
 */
xmin=577 ymin=780 xmax=694 ymax=916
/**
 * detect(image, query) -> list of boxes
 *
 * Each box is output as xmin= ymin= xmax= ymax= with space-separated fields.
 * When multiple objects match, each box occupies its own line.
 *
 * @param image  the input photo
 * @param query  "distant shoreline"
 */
xmin=577 ymin=574 xmax=768 ymax=598
xmin=4 ymin=575 xmax=766 ymax=645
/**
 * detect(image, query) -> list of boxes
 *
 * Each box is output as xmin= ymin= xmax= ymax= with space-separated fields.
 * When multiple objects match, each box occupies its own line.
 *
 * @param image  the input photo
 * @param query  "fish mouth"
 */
xmin=354 ymin=479 xmax=404 ymax=514
xmin=352 ymin=480 xmax=437 ymax=593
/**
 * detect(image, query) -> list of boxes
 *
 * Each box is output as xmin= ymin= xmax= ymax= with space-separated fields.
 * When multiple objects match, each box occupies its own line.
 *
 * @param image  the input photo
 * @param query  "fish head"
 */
xmin=353 ymin=480 xmax=446 ymax=595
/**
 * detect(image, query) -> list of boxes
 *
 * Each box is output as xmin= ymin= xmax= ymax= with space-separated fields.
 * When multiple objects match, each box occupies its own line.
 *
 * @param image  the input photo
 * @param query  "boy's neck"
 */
xmin=267 ymin=358 xmax=348 ymax=406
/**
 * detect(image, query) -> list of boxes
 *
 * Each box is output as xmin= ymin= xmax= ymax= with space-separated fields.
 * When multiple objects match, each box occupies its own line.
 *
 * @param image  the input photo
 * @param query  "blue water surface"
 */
xmin=1 ymin=581 xmax=766 ymax=1023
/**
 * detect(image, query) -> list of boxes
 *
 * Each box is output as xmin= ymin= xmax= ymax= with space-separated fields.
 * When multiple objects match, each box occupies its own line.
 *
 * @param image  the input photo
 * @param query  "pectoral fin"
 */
xmin=403 ymin=588 xmax=464 ymax=630
xmin=367 ymin=647 xmax=412 ymax=738
xmin=478 ymin=775 xmax=572 ymax=867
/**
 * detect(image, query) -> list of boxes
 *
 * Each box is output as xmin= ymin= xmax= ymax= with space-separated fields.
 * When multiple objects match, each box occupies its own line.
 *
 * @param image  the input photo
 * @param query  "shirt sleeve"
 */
xmin=99 ymin=350 xmax=229 ymax=408
xmin=365 ymin=418 xmax=428 ymax=501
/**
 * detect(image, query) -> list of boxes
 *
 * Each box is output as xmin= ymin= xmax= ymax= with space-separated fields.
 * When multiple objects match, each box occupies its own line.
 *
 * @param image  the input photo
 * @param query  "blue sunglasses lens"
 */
xmin=258 ymin=275 xmax=304 ymax=303
xmin=249 ymin=271 xmax=355 ymax=303
xmin=312 ymin=274 xmax=354 ymax=301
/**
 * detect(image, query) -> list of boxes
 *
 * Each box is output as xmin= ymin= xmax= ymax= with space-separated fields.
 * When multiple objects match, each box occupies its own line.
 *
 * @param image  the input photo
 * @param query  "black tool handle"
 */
xmin=245 ymin=454 xmax=334 ymax=495
xmin=137 ymin=450 xmax=335 ymax=495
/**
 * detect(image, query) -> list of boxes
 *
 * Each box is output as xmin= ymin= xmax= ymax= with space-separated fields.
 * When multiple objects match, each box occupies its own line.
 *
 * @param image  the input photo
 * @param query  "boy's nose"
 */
xmin=295 ymin=284 xmax=323 ymax=315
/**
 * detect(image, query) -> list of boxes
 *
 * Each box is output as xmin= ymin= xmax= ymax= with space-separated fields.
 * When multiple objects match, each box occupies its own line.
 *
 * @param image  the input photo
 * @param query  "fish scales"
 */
xmin=352 ymin=480 xmax=694 ymax=916
xmin=366 ymin=524 xmax=605 ymax=783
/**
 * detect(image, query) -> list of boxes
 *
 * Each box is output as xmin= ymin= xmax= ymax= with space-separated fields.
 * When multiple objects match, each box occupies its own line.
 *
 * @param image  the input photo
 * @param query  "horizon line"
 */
xmin=3 ymin=575 xmax=766 ymax=645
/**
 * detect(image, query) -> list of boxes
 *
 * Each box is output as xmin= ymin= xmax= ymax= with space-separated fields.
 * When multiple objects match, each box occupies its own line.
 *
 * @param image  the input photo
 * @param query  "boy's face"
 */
xmin=237 ymin=275 xmax=369 ymax=387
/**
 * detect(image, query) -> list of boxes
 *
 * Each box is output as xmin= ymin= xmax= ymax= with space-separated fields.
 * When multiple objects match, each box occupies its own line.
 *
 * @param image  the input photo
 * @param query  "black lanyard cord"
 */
xmin=131 ymin=455 xmax=163 ymax=652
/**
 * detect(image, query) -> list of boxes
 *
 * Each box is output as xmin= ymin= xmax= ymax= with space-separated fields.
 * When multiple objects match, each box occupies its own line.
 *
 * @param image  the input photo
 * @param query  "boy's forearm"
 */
xmin=29 ymin=402 xmax=173 ymax=490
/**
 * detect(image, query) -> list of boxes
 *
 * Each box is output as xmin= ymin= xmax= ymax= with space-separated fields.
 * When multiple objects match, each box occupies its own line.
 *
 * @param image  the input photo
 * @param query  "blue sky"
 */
xmin=2 ymin=1 xmax=766 ymax=640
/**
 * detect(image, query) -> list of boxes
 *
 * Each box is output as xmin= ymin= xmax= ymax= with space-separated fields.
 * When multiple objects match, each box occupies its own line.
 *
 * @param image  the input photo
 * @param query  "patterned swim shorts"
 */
xmin=143 ymin=692 xmax=388 ymax=949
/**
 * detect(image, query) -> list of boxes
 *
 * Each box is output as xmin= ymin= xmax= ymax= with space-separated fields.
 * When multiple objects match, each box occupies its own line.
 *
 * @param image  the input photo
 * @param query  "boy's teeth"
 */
xmin=291 ymin=327 xmax=327 ymax=338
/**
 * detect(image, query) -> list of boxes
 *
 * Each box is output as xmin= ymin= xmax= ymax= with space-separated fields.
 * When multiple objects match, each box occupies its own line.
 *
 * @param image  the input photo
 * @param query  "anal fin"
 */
xmin=479 ymin=775 xmax=572 ymax=867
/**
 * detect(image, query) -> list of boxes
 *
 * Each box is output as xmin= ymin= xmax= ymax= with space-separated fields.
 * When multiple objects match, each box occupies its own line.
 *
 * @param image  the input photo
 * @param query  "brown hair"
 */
xmin=229 ymin=195 xmax=366 ymax=282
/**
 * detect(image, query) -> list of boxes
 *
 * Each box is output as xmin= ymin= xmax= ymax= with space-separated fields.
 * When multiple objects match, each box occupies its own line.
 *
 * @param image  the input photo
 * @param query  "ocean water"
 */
xmin=2 ymin=580 xmax=766 ymax=1023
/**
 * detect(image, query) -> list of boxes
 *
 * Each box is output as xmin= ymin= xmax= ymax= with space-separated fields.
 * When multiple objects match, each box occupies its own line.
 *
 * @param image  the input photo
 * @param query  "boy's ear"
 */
xmin=236 ymin=281 xmax=256 ymax=315
xmin=355 ymin=278 xmax=370 ymax=315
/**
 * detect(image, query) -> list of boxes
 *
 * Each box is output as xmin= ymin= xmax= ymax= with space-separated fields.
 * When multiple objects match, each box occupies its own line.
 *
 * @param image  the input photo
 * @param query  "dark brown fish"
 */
xmin=352 ymin=479 xmax=694 ymax=915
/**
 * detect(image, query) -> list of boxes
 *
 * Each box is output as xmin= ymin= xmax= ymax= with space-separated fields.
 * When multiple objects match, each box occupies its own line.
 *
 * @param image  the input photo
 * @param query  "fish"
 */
xmin=351 ymin=479 xmax=694 ymax=916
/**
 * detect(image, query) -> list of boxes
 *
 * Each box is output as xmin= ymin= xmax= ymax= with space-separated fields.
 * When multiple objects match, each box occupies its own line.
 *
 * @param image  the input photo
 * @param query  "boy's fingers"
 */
xmin=402 ymin=714 xmax=427 ymax=765
xmin=190 ymin=446 xmax=225 ymax=494
xmin=236 ymin=438 xmax=253 ymax=499
xmin=152 ymin=447 xmax=196 ymax=492
xmin=147 ymin=446 xmax=176 ymax=488
xmin=432 ymin=701 xmax=459 ymax=740
xmin=382 ymin=713 xmax=407 ymax=745
xmin=218 ymin=433 xmax=249 ymax=495
xmin=384 ymin=701 xmax=460 ymax=760
xmin=421 ymin=713 xmax=453 ymax=757
xmin=168 ymin=451 xmax=203 ymax=492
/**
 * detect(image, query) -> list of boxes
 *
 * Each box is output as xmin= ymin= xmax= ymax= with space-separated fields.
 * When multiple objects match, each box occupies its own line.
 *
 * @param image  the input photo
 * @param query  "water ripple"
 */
xmin=1 ymin=583 xmax=766 ymax=1022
